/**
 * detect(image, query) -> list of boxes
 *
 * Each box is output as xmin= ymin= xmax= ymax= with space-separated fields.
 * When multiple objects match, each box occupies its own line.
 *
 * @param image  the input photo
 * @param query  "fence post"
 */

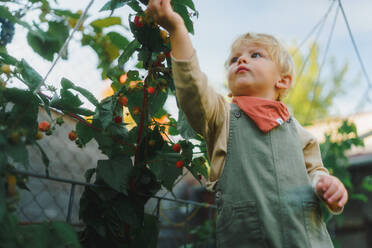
xmin=66 ymin=183 xmax=76 ymax=223
xmin=184 ymin=203 xmax=189 ymax=248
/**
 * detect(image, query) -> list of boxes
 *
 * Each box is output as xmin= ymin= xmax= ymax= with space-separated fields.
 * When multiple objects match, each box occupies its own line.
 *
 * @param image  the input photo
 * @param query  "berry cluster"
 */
xmin=0 ymin=18 xmax=15 ymax=47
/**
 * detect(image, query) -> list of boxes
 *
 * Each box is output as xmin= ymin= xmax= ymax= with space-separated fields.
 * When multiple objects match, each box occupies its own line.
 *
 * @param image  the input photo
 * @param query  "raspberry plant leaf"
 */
xmin=177 ymin=108 xmax=198 ymax=139
xmin=118 ymin=39 xmax=141 ymax=66
xmin=96 ymin=157 xmax=133 ymax=195
xmin=61 ymin=77 xmax=99 ymax=107
xmin=90 ymin=17 xmax=122 ymax=29
xmin=106 ymin=31 xmax=130 ymax=49
xmin=76 ymin=121 xmax=95 ymax=146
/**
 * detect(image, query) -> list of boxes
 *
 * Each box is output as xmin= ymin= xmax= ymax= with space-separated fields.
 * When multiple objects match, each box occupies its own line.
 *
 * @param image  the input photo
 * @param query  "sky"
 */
xmin=5 ymin=0 xmax=372 ymax=119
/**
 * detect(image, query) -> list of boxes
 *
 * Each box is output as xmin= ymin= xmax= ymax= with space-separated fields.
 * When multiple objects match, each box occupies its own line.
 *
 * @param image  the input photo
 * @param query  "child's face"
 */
xmin=227 ymin=43 xmax=283 ymax=100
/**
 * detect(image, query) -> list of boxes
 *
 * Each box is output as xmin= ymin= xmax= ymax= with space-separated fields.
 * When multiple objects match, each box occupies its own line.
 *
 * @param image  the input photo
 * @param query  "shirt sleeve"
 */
xmin=170 ymin=49 xmax=228 ymax=145
xmin=292 ymin=117 xmax=344 ymax=215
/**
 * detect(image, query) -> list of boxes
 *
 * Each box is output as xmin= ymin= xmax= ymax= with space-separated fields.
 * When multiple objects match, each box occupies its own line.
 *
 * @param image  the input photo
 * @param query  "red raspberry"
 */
xmin=147 ymin=86 xmax=156 ymax=94
xmin=114 ymin=116 xmax=122 ymax=123
xmin=38 ymin=121 xmax=50 ymax=132
xmin=68 ymin=131 xmax=77 ymax=141
xmin=118 ymin=96 xmax=128 ymax=106
xmin=172 ymin=143 xmax=181 ymax=153
xmin=134 ymin=16 xmax=144 ymax=27
xmin=176 ymin=160 xmax=184 ymax=168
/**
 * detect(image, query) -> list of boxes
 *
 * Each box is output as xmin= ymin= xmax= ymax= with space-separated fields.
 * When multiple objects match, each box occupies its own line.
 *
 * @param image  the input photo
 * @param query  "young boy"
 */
xmin=147 ymin=1 xmax=348 ymax=247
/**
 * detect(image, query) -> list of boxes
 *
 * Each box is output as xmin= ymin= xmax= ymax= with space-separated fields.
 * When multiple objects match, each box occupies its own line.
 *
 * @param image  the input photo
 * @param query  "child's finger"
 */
xmin=338 ymin=190 xmax=348 ymax=207
xmin=318 ymin=176 xmax=331 ymax=191
xmin=324 ymin=181 xmax=337 ymax=198
xmin=327 ymin=187 xmax=342 ymax=203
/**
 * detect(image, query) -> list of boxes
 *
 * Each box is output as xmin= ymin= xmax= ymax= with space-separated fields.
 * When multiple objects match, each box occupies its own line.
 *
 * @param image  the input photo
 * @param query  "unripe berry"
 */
xmin=148 ymin=139 xmax=156 ymax=146
xmin=35 ymin=131 xmax=43 ymax=140
xmin=120 ymin=74 xmax=127 ymax=84
xmin=157 ymin=53 xmax=166 ymax=62
xmin=1 ymin=64 xmax=11 ymax=75
xmin=176 ymin=160 xmax=184 ymax=168
xmin=38 ymin=121 xmax=50 ymax=132
xmin=132 ymin=107 xmax=141 ymax=115
xmin=172 ymin=143 xmax=181 ymax=153
xmin=160 ymin=30 xmax=169 ymax=43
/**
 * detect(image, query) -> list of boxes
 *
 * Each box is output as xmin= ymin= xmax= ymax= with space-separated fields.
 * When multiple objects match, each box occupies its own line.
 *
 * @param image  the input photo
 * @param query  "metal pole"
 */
xmin=184 ymin=203 xmax=189 ymax=248
xmin=66 ymin=183 xmax=76 ymax=223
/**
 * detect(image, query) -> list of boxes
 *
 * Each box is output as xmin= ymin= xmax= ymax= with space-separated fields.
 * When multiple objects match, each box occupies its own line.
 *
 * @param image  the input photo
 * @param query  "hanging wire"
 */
xmin=33 ymin=0 xmax=95 ymax=94
xmin=337 ymin=0 xmax=372 ymax=113
xmin=287 ymin=0 xmax=336 ymax=102
xmin=304 ymin=4 xmax=340 ymax=125
xmin=291 ymin=0 xmax=337 ymax=58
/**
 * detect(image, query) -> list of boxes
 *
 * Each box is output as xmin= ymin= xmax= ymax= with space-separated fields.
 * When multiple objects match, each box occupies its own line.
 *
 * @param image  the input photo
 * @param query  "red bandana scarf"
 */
xmin=232 ymin=96 xmax=290 ymax=133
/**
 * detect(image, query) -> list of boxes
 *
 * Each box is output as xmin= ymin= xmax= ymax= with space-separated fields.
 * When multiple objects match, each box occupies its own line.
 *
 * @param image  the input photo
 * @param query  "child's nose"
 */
xmin=238 ymin=56 xmax=248 ymax=64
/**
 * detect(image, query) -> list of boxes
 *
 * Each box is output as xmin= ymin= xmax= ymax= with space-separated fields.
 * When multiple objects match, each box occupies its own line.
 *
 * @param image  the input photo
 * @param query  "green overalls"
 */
xmin=214 ymin=103 xmax=334 ymax=248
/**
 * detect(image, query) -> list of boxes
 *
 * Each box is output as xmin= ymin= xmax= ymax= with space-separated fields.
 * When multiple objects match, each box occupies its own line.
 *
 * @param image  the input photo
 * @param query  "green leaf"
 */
xmin=27 ymin=30 xmax=57 ymax=61
xmin=5 ymin=143 xmax=29 ymax=167
xmin=172 ymin=0 xmax=196 ymax=11
xmin=76 ymin=121 xmax=95 ymax=145
xmin=351 ymin=193 xmax=368 ymax=203
xmin=99 ymin=0 xmax=133 ymax=12
xmin=84 ymin=168 xmax=96 ymax=183
xmin=177 ymin=108 xmax=198 ymax=139
xmin=0 ymin=6 xmax=17 ymax=22
xmin=96 ymin=157 xmax=133 ymax=194
xmin=129 ymin=18 xmax=164 ymax=52
xmin=61 ymin=77 xmax=99 ymax=106
xmin=34 ymin=141 xmax=50 ymax=176
xmin=37 ymin=92 xmax=52 ymax=119
xmin=107 ymin=32 xmax=130 ymax=49
xmin=112 ymin=196 xmax=142 ymax=227
xmin=0 ymin=51 xmax=18 ymax=65
xmin=172 ymin=2 xmax=194 ymax=34
xmin=192 ymin=156 xmax=209 ymax=179
xmin=53 ymin=9 xmax=81 ymax=19
xmin=168 ymin=117 xmax=179 ymax=135
xmin=132 ymin=214 xmax=160 ymax=247
xmin=17 ymin=59 xmax=43 ymax=91
xmin=361 ymin=176 xmax=372 ymax=192
xmin=26 ymin=21 xmax=69 ymax=61
xmin=96 ymin=96 xmax=115 ymax=129
xmin=90 ymin=17 xmax=122 ymax=28
xmin=20 ymin=221 xmax=81 ymax=247
xmin=118 ymin=39 xmax=140 ymax=66
xmin=148 ymin=88 xmax=168 ymax=116
xmin=148 ymin=145 xmax=183 ymax=192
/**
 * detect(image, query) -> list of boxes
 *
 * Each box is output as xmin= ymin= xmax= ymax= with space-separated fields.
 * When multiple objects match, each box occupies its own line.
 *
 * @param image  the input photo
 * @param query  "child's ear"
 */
xmin=276 ymin=75 xmax=292 ymax=90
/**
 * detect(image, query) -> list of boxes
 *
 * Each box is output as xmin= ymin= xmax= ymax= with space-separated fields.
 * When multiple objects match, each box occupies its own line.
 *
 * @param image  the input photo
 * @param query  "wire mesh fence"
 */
xmin=13 ymin=107 xmax=217 ymax=248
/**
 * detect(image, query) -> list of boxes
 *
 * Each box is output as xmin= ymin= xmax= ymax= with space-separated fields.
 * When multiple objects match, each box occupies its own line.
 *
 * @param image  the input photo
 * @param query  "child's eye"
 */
xmin=251 ymin=52 xmax=262 ymax=58
xmin=230 ymin=57 xmax=238 ymax=64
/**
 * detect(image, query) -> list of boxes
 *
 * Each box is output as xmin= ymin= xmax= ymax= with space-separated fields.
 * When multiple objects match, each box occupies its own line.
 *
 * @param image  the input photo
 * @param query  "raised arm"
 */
xmin=146 ymin=0 xmax=193 ymax=60
xmin=146 ymin=0 xmax=228 ymax=137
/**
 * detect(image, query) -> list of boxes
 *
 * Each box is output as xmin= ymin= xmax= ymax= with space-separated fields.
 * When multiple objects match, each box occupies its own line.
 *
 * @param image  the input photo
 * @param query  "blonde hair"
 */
xmin=225 ymin=32 xmax=296 ymax=101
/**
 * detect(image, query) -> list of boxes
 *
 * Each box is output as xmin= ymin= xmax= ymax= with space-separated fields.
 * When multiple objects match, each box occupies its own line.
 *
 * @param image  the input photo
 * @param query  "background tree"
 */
xmin=283 ymin=43 xmax=360 ymax=126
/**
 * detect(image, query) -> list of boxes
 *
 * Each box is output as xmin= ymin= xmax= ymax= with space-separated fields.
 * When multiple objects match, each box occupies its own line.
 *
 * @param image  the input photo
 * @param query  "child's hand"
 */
xmin=315 ymin=175 xmax=348 ymax=211
xmin=146 ymin=0 xmax=184 ymax=33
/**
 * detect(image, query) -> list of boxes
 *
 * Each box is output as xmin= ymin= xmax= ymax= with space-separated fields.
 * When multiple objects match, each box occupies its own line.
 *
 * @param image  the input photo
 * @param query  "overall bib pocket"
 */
xmin=216 ymin=200 xmax=266 ymax=247
xmin=302 ymin=200 xmax=334 ymax=248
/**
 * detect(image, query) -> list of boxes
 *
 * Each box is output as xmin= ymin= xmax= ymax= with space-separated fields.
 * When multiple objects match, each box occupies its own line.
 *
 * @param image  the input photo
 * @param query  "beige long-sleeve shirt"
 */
xmin=171 ymin=49 xmax=343 ymax=215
